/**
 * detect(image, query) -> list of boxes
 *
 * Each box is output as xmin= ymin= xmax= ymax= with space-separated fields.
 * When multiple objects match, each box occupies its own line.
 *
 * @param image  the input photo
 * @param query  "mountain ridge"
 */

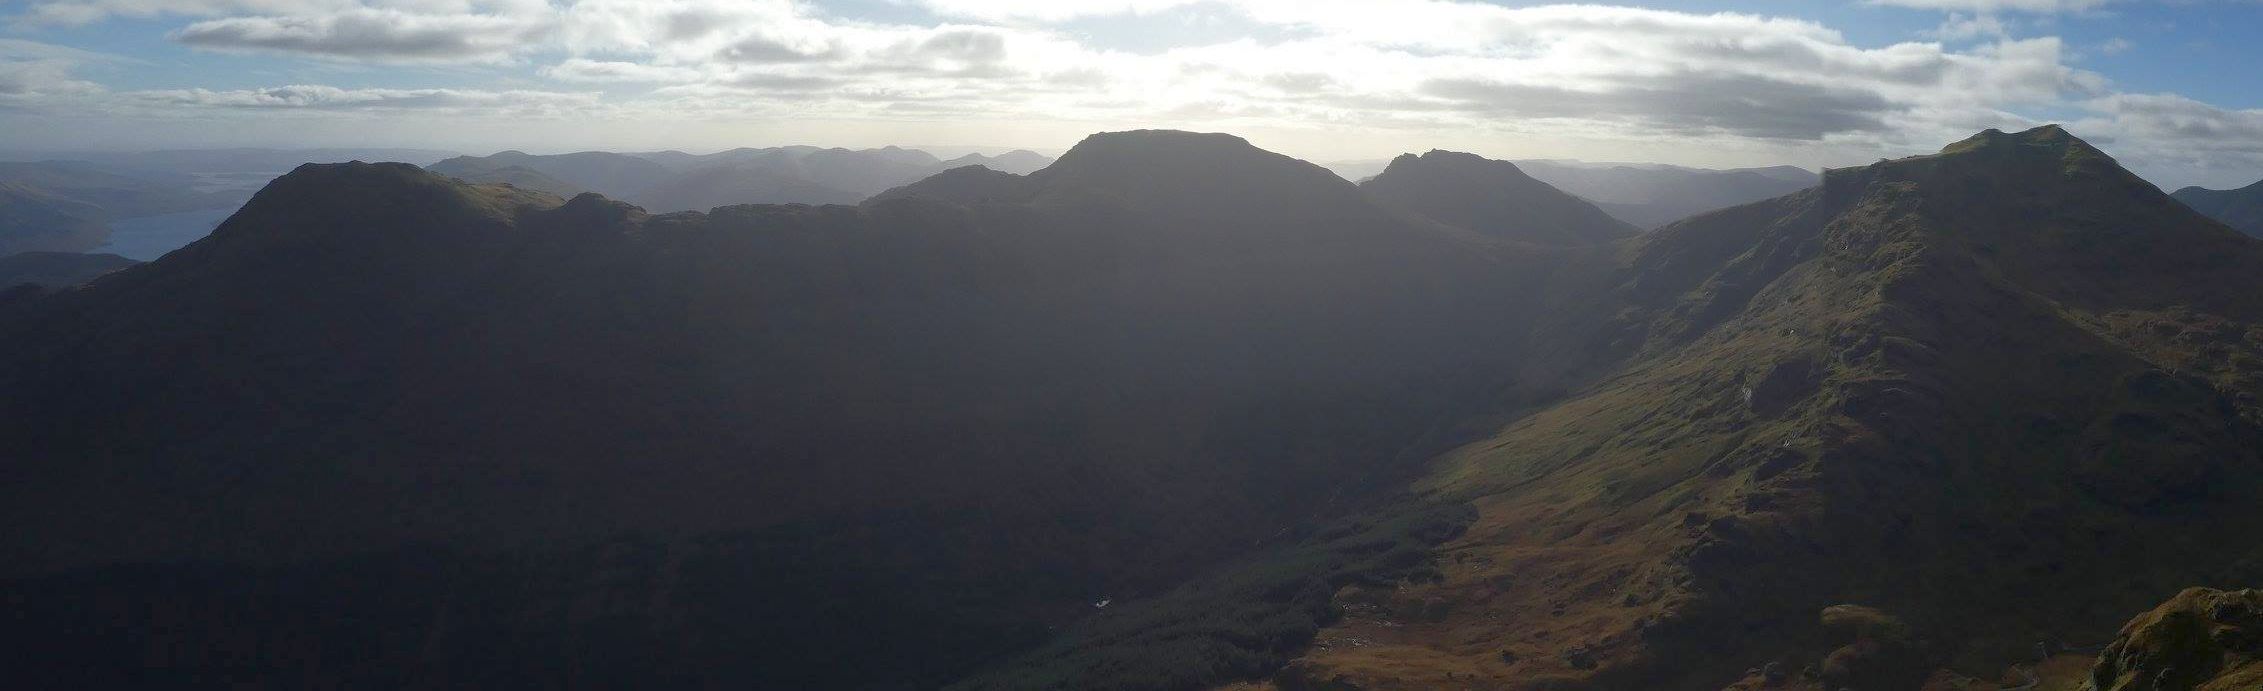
xmin=1280 ymin=123 xmax=2263 ymax=689
xmin=4 ymin=125 xmax=2260 ymax=691
xmin=428 ymin=145 xmax=1058 ymax=213
xmin=0 ymin=130 xmax=1575 ymax=689
xmin=2174 ymin=178 xmax=2263 ymax=238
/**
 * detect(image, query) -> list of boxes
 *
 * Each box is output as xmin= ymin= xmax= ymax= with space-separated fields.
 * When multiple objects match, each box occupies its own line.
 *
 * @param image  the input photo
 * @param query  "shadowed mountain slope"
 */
xmin=0 ymin=132 xmax=1604 ymax=690
xmin=2174 ymin=178 xmax=2263 ymax=238
xmin=1360 ymin=150 xmax=1639 ymax=246
xmin=6 ymin=125 xmax=2258 ymax=691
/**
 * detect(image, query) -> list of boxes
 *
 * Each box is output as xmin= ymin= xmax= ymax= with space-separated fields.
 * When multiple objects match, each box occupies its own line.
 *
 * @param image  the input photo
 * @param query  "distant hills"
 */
xmin=1361 ymin=150 xmax=1638 ymax=245
xmin=2173 ymin=179 xmax=2263 ymax=237
xmin=0 ymin=183 xmax=108 ymax=255
xmin=6 ymin=126 xmax=2263 ymax=691
xmin=0 ymin=161 xmax=250 ymax=256
xmin=427 ymin=145 xmax=1056 ymax=213
xmin=0 ymin=145 xmax=1056 ymax=262
xmin=0 ymin=251 xmax=135 ymax=291
xmin=0 ymin=161 xmax=242 ymax=217
xmin=1510 ymin=158 xmax=1821 ymax=229
xmin=1330 ymin=156 xmax=1820 ymax=229
xmin=426 ymin=150 xmax=672 ymax=201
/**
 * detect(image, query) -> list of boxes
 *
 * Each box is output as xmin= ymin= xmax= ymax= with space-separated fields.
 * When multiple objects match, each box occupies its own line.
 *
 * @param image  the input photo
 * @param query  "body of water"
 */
xmin=99 ymin=207 xmax=241 ymax=261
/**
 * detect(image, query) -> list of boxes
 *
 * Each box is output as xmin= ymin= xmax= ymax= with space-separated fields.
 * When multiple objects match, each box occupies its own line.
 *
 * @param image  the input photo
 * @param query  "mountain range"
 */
xmin=428 ymin=145 xmax=1055 ymax=214
xmin=3 ymin=125 xmax=2262 ymax=691
xmin=1261 ymin=123 xmax=2263 ymax=691
xmin=2173 ymin=179 xmax=2263 ymax=238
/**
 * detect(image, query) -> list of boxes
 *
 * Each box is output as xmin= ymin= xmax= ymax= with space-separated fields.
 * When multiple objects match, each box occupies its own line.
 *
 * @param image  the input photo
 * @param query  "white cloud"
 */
xmin=129 ymin=84 xmax=599 ymax=113
xmin=172 ymin=8 xmax=550 ymax=62
xmin=0 ymin=59 xmax=102 ymax=97
xmin=1928 ymin=13 xmax=2011 ymax=40
xmin=1861 ymin=0 xmax=2115 ymax=12
xmin=2073 ymin=93 xmax=2263 ymax=184
xmin=14 ymin=0 xmax=551 ymax=27
xmin=541 ymin=58 xmax=707 ymax=83
xmin=0 ymin=39 xmax=119 ymax=108
xmin=912 ymin=0 xmax=1207 ymax=23
xmin=2098 ymin=37 xmax=2135 ymax=55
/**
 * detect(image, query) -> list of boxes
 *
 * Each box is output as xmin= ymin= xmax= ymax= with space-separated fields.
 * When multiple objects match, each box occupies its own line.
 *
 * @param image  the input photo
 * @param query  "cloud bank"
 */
xmin=2 ymin=0 xmax=2259 ymax=187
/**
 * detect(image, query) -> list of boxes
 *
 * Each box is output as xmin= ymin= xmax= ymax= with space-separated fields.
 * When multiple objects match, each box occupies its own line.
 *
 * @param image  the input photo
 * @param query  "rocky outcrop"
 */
xmin=2085 ymin=588 xmax=2263 ymax=691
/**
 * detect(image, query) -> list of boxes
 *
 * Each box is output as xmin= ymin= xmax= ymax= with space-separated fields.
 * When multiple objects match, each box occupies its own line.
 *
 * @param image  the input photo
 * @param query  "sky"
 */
xmin=1 ymin=0 xmax=2261 ymax=189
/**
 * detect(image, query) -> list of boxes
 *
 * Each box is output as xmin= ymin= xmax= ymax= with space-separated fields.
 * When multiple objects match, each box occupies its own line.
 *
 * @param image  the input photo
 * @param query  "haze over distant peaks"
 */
xmin=427 ymin=151 xmax=672 ymax=201
xmin=1510 ymin=158 xmax=1820 ymax=229
xmin=942 ymin=150 xmax=1052 ymax=175
xmin=1325 ymin=156 xmax=1821 ymax=230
